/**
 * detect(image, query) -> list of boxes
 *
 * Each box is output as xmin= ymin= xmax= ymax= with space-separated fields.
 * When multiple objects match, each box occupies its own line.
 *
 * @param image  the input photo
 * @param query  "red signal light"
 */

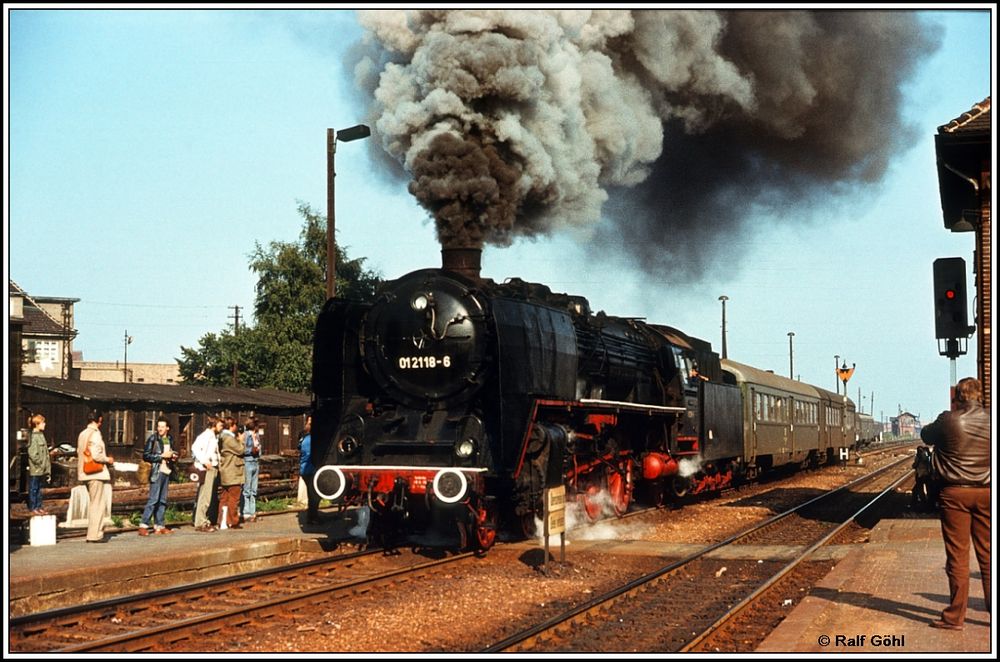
xmin=945 ymin=289 xmax=956 ymax=300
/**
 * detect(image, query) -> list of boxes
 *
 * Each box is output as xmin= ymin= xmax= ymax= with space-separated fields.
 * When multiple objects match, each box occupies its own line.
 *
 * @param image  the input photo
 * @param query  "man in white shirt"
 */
xmin=192 ymin=417 xmax=223 ymax=532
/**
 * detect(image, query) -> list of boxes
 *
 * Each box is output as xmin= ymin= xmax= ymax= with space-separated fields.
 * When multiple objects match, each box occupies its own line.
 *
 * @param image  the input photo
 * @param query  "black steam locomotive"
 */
xmin=310 ymin=249 xmax=860 ymax=551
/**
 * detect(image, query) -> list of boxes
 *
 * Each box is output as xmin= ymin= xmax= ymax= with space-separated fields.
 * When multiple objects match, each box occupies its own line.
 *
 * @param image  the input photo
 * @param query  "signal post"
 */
xmin=932 ymin=257 xmax=974 ymax=389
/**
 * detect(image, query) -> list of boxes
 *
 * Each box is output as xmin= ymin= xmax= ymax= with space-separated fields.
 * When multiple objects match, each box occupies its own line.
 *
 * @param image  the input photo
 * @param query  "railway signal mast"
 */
xmin=932 ymin=257 xmax=974 ymax=387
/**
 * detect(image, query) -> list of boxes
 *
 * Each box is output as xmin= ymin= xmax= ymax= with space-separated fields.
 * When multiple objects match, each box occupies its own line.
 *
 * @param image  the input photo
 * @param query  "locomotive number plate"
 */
xmin=397 ymin=355 xmax=452 ymax=369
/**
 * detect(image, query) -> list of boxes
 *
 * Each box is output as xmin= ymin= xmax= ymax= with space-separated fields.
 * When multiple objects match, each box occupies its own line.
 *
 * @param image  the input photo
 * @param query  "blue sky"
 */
xmin=5 ymin=7 xmax=994 ymax=426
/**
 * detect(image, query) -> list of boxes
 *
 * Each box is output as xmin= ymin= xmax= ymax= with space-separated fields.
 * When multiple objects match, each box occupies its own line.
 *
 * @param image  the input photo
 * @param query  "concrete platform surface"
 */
xmin=758 ymin=516 xmax=993 ymax=654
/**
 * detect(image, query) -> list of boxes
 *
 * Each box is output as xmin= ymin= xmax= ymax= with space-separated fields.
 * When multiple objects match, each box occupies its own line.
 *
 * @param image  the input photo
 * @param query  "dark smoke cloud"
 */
xmin=352 ymin=10 xmax=942 ymax=270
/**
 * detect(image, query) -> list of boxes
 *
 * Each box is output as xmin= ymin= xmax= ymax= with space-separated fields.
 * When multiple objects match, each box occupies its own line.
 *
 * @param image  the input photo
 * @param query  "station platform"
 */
xmin=757 ymin=515 xmax=993 ymax=654
xmin=7 ymin=507 xmax=364 ymax=618
xmin=5 ymin=507 xmax=995 ymax=654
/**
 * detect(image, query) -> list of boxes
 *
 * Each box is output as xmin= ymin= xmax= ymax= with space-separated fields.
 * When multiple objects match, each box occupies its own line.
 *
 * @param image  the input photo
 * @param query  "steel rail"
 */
xmin=679 ymin=466 xmax=913 ymax=652
xmin=51 ymin=551 xmax=477 ymax=652
xmin=10 ymin=547 xmax=379 ymax=628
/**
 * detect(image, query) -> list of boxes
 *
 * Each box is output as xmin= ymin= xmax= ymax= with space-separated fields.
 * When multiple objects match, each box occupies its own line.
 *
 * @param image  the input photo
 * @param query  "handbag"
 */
xmin=82 ymin=447 xmax=103 ymax=474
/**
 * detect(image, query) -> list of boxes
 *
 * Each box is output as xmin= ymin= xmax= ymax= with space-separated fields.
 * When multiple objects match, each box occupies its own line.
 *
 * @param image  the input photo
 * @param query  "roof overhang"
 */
xmin=21 ymin=377 xmax=311 ymax=415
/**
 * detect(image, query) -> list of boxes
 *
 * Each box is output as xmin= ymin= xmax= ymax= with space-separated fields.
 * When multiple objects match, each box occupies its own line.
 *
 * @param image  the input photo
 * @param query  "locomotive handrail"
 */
xmin=578 ymin=398 xmax=686 ymax=414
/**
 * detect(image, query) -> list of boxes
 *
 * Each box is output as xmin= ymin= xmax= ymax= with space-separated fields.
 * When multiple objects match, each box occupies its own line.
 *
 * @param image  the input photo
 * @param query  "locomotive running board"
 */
xmin=578 ymin=399 xmax=686 ymax=414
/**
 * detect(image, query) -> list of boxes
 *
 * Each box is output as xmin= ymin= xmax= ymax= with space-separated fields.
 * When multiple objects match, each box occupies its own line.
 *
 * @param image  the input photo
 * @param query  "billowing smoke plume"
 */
xmin=352 ymin=10 xmax=940 ymax=270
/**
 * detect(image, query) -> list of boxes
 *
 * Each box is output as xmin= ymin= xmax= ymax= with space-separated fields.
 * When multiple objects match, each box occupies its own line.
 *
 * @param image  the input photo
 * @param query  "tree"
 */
xmin=177 ymin=203 xmax=382 ymax=392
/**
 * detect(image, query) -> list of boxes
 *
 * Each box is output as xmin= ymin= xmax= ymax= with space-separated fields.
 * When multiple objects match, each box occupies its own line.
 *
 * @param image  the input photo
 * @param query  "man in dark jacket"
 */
xmin=139 ymin=416 xmax=179 ymax=536
xmin=920 ymin=377 xmax=990 ymax=630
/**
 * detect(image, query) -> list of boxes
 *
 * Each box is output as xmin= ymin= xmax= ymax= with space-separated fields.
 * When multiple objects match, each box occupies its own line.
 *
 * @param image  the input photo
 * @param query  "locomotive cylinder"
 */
xmin=642 ymin=452 xmax=679 ymax=480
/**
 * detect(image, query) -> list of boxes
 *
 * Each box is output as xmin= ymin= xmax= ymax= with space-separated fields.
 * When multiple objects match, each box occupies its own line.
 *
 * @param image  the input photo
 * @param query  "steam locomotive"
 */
xmin=310 ymin=249 xmax=864 ymax=552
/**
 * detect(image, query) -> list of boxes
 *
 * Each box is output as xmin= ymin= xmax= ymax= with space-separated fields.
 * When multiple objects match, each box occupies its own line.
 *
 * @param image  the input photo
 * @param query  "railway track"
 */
xmin=8 ymin=546 xmax=476 ymax=653
xmin=10 ymin=444 xmax=921 ymax=653
xmin=482 ymin=454 xmax=914 ymax=652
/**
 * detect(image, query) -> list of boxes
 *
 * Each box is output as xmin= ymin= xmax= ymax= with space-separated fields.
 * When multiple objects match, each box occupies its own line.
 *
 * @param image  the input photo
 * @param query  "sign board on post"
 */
xmin=543 ymin=485 xmax=567 ymax=570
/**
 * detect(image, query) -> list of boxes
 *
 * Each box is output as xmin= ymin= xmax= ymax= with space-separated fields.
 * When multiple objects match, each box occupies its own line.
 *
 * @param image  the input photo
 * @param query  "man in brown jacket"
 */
xmin=921 ymin=377 xmax=991 ymax=630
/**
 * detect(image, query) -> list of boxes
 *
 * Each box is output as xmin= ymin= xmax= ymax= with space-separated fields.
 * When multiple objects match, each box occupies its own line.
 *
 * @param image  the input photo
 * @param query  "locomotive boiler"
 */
xmin=310 ymin=248 xmax=856 ymax=552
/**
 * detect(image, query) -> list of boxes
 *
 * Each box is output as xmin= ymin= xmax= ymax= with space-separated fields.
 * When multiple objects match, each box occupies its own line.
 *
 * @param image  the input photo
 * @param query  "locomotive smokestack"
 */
xmin=441 ymin=247 xmax=482 ymax=281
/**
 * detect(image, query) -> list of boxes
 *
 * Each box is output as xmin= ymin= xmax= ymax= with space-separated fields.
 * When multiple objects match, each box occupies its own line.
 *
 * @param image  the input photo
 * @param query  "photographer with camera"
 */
xmin=138 ymin=416 xmax=179 ymax=536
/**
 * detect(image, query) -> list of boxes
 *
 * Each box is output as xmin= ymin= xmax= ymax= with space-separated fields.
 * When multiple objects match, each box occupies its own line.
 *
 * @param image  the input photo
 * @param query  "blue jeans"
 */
xmin=142 ymin=472 xmax=171 ymax=527
xmin=242 ymin=458 xmax=260 ymax=518
xmin=28 ymin=475 xmax=44 ymax=511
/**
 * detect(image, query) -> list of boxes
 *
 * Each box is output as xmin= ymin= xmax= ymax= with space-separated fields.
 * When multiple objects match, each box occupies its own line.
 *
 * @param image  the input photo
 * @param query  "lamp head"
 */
xmin=336 ymin=124 xmax=371 ymax=142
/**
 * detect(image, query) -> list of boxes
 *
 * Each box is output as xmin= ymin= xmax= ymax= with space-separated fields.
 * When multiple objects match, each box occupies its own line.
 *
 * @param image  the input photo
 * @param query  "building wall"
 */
xmin=976 ymin=165 xmax=990 ymax=410
xmin=74 ymin=361 xmax=182 ymax=384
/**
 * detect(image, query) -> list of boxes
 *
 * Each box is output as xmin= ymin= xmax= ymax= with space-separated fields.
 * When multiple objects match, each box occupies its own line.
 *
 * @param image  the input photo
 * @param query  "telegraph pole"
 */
xmin=229 ymin=305 xmax=241 ymax=387
xmin=229 ymin=305 xmax=242 ymax=334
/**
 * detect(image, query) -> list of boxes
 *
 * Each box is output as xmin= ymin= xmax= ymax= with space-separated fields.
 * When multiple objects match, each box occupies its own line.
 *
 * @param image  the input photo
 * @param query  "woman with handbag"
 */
xmin=76 ymin=410 xmax=114 ymax=543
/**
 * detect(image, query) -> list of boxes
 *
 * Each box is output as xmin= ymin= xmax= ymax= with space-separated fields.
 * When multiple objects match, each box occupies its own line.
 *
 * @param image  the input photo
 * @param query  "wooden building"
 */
xmin=18 ymin=377 xmax=311 ymax=462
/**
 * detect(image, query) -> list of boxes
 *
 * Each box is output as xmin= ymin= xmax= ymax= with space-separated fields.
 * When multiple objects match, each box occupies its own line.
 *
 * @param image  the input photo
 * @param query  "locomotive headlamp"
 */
xmin=314 ymin=466 xmax=348 ymax=501
xmin=455 ymin=438 xmax=476 ymax=459
xmin=411 ymin=293 xmax=432 ymax=311
xmin=432 ymin=469 xmax=468 ymax=504
xmin=337 ymin=435 xmax=359 ymax=457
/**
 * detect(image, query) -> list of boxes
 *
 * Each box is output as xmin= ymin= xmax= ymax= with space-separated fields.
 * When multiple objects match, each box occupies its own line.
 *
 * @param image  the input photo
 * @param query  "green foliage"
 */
xmin=256 ymin=497 xmax=297 ymax=512
xmin=164 ymin=505 xmax=192 ymax=523
xmin=176 ymin=202 xmax=382 ymax=392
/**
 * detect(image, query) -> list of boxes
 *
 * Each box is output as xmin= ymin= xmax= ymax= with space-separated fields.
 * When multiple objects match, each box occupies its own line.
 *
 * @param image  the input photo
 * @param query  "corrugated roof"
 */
xmin=22 ymin=377 xmax=311 ymax=415
xmin=938 ymin=97 xmax=991 ymax=135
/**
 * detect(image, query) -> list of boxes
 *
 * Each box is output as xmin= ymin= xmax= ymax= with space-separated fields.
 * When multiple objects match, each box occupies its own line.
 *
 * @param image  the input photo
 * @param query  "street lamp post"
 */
xmin=123 ymin=330 xmax=133 ymax=383
xmin=787 ymin=331 xmax=795 ymax=379
xmin=834 ymin=355 xmax=840 ymax=394
xmin=718 ymin=295 xmax=729 ymax=359
xmin=327 ymin=124 xmax=372 ymax=300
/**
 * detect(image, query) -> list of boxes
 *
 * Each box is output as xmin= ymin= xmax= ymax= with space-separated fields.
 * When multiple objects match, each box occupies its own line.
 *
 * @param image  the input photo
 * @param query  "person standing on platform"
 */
xmin=138 ymin=416 xmax=178 ymax=536
xmin=241 ymin=417 xmax=261 ymax=523
xmin=218 ymin=416 xmax=245 ymax=530
xmin=921 ymin=376 xmax=991 ymax=630
xmin=76 ymin=410 xmax=113 ymax=543
xmin=192 ymin=416 xmax=223 ymax=532
xmin=27 ymin=413 xmax=55 ymax=515
xmin=298 ymin=415 xmax=320 ymax=524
